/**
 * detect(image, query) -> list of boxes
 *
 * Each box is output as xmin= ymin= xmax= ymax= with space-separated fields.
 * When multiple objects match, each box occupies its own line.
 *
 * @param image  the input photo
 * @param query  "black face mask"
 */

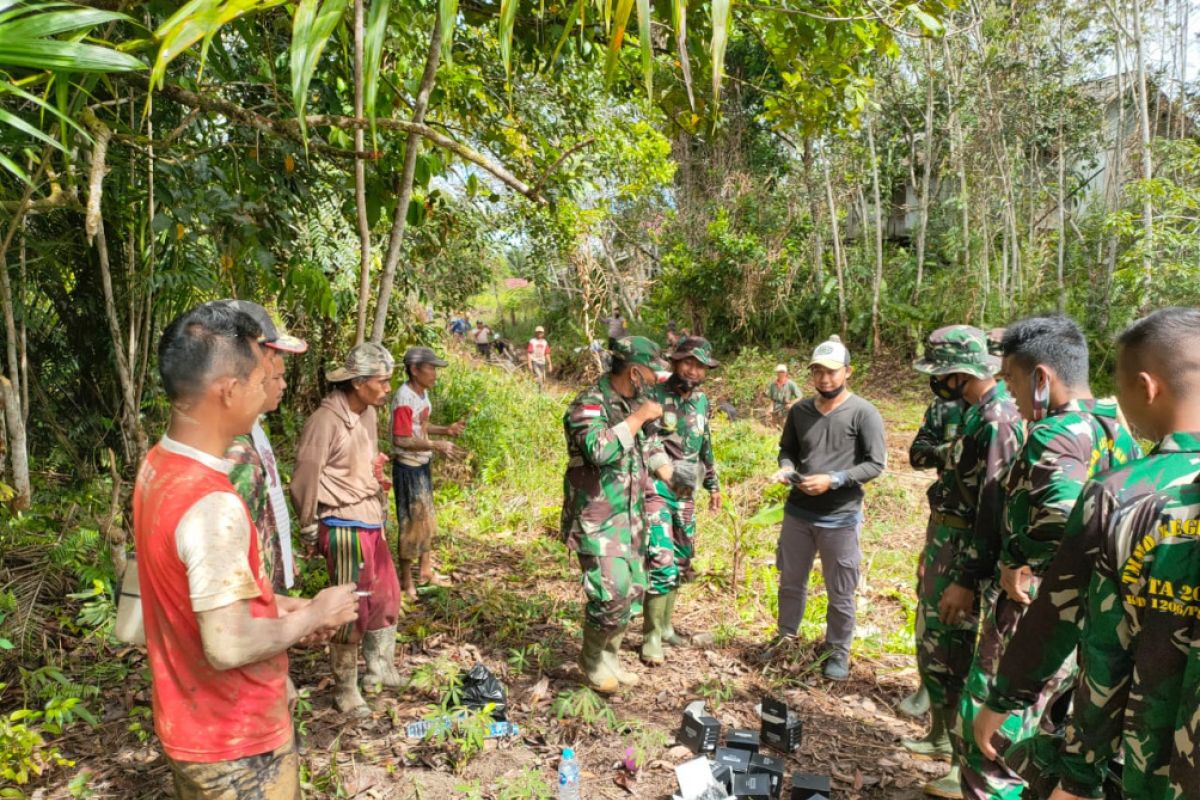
xmin=930 ymin=375 xmax=964 ymax=402
xmin=816 ymin=384 xmax=846 ymax=400
xmin=668 ymin=373 xmax=701 ymax=394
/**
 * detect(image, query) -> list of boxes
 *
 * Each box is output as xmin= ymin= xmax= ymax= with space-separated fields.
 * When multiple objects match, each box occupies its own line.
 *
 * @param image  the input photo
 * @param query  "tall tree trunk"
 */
xmin=352 ymin=0 xmax=371 ymax=345
xmin=822 ymin=151 xmax=847 ymax=338
xmin=371 ymin=13 xmax=442 ymax=344
xmin=802 ymin=137 xmax=823 ymax=290
xmin=1056 ymin=121 xmax=1067 ymax=312
xmin=0 ymin=178 xmax=38 ymax=508
xmin=866 ymin=116 xmax=884 ymax=353
xmin=912 ymin=41 xmax=936 ymax=303
xmin=1130 ymin=0 xmax=1154 ymax=309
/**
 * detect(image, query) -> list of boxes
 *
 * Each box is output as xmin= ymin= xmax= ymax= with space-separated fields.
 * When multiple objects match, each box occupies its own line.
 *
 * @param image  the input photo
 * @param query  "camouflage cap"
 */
xmin=326 ymin=342 xmax=395 ymax=382
xmin=913 ymin=325 xmax=1000 ymax=380
xmin=987 ymin=328 xmax=1007 ymax=357
xmin=670 ymin=336 xmax=720 ymax=368
xmin=611 ymin=336 xmax=668 ymax=371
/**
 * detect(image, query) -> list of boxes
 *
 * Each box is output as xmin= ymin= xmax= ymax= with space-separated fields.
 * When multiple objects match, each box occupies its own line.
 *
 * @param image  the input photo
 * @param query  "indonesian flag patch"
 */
xmin=579 ymin=404 xmax=603 ymax=418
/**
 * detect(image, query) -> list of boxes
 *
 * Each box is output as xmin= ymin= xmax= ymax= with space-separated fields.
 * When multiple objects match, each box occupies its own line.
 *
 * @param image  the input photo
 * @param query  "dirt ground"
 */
xmin=30 ymin=369 xmax=948 ymax=800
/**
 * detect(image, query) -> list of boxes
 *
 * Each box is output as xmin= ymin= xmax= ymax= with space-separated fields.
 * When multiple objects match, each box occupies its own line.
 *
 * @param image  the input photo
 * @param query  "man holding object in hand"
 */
xmin=767 ymin=335 xmax=886 ymax=681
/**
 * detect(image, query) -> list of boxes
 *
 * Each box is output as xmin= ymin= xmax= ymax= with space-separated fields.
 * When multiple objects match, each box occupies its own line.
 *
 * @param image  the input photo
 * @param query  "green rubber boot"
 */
xmin=605 ymin=626 xmax=640 ymax=686
xmin=898 ymin=684 xmax=931 ymax=718
xmin=579 ymin=624 xmax=619 ymax=694
xmin=901 ymin=704 xmax=953 ymax=761
xmin=922 ymin=764 xmax=963 ymax=799
xmin=640 ymin=593 xmax=669 ymax=665
xmin=661 ymin=590 xmax=688 ymax=647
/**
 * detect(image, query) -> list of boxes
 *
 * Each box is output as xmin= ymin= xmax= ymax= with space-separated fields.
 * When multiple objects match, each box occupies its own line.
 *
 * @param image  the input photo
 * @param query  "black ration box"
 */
xmin=749 ymin=752 xmax=785 ymax=798
xmin=790 ymin=773 xmax=831 ymax=800
xmin=714 ymin=746 xmax=751 ymax=774
xmin=732 ymin=772 xmax=773 ymax=799
xmin=710 ymin=761 xmax=734 ymax=794
xmin=725 ymin=728 xmax=761 ymax=754
xmin=761 ymin=697 xmax=803 ymax=753
xmin=679 ymin=713 xmax=721 ymax=754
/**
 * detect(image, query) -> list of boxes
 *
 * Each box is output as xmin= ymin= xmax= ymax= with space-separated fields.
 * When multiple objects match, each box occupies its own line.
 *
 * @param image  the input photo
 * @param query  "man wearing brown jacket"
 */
xmin=291 ymin=343 xmax=402 ymax=717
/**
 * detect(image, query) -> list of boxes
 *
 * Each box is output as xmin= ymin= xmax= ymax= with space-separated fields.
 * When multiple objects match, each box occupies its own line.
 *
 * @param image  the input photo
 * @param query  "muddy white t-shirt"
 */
xmin=391 ymin=383 xmax=433 ymax=467
xmin=528 ymin=338 xmax=551 ymax=364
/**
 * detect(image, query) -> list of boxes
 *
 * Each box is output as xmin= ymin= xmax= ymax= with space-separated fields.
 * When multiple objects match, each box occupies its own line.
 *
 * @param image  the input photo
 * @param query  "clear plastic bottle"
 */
xmin=557 ymin=747 xmax=580 ymax=800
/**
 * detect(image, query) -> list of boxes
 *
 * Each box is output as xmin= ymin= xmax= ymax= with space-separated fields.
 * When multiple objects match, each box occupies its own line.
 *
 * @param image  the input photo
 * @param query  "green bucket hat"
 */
xmin=913 ymin=325 xmax=1000 ymax=380
xmin=611 ymin=336 xmax=668 ymax=371
xmin=670 ymin=336 xmax=720 ymax=368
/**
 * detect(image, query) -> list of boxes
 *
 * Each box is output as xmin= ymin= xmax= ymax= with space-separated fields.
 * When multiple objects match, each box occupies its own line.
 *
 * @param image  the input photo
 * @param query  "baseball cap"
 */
xmin=325 ymin=342 xmax=395 ymax=382
xmin=774 ymin=364 xmax=788 ymax=373
xmin=610 ymin=336 xmax=668 ymax=371
xmin=809 ymin=335 xmax=850 ymax=370
xmin=913 ymin=325 xmax=1000 ymax=380
xmin=216 ymin=299 xmax=308 ymax=354
xmin=535 ymin=325 xmax=545 ymax=333
xmin=670 ymin=336 xmax=720 ymax=368
xmin=402 ymin=346 xmax=448 ymax=368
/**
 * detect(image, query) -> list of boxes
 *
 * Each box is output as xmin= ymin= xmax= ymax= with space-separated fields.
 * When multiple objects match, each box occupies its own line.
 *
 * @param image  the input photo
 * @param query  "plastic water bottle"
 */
xmin=558 ymin=747 xmax=581 ymax=800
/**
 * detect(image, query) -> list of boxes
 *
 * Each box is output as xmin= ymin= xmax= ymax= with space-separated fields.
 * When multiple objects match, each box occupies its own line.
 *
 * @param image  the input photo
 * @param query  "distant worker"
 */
xmin=473 ymin=321 xmax=492 ymax=358
xmin=665 ymin=321 xmax=680 ymax=349
xmin=391 ymin=347 xmax=467 ymax=601
xmin=768 ymin=364 xmax=802 ymax=426
xmin=528 ymin=325 xmax=553 ymax=387
xmin=641 ymin=337 xmax=722 ymax=666
xmin=291 ymin=343 xmax=402 ymax=716
xmin=768 ymin=335 xmax=887 ymax=681
xmin=560 ymin=337 xmax=672 ymax=694
xmin=135 ymin=303 xmax=358 ymax=798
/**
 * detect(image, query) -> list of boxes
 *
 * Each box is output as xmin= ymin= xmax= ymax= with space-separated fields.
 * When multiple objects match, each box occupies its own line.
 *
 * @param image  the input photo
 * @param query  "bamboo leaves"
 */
xmin=439 ymin=0 xmax=458 ymax=65
xmin=0 ymin=2 xmax=143 ymax=73
xmin=710 ymin=0 xmax=731 ymax=107
xmin=363 ymin=0 xmax=389 ymax=146
xmin=499 ymin=0 xmax=518 ymax=82
xmin=290 ymin=0 xmax=348 ymax=142
xmin=152 ymin=0 xmax=284 ymax=89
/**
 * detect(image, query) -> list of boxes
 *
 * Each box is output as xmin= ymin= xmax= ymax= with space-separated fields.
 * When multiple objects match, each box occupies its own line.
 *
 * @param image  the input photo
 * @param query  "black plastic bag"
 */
xmin=460 ymin=663 xmax=507 ymax=721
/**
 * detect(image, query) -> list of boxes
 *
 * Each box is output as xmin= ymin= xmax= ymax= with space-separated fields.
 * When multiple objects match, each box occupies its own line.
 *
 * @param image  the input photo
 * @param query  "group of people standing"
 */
xmin=133 ymin=300 xmax=467 ymax=797
xmin=901 ymin=309 xmax=1200 ymax=800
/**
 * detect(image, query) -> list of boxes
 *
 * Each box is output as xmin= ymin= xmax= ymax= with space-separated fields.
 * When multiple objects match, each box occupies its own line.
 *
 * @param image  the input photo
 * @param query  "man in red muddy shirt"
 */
xmin=134 ymin=303 xmax=358 ymax=799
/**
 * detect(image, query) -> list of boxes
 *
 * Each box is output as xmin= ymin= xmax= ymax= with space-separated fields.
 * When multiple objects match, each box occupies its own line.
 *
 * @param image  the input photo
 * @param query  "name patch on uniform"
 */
xmin=580 ymin=405 xmax=602 ymax=418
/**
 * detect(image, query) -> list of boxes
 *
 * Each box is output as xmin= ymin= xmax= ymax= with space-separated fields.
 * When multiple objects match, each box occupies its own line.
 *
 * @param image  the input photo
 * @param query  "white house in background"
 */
xmin=845 ymin=73 xmax=1192 ymax=242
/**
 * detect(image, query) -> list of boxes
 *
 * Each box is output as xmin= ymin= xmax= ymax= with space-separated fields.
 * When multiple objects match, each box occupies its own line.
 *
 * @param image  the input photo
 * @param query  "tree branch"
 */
xmin=124 ymin=75 xmax=543 ymax=202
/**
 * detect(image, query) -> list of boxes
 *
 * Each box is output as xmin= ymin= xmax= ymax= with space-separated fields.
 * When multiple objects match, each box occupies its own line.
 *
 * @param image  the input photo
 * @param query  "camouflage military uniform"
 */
xmin=561 ymin=366 xmax=668 ymax=631
xmin=912 ymin=327 xmax=1024 ymax=717
xmin=953 ymin=400 xmax=1139 ymax=799
xmin=910 ymin=397 xmax=967 ymax=474
xmin=645 ymin=343 xmax=720 ymax=596
xmin=987 ymin=433 xmax=1200 ymax=799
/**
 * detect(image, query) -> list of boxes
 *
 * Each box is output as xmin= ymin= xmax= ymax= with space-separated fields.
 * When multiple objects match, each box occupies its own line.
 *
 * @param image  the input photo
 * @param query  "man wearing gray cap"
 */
xmin=291 ymin=342 xmax=403 ymax=716
xmin=391 ymin=347 xmax=467 ymax=601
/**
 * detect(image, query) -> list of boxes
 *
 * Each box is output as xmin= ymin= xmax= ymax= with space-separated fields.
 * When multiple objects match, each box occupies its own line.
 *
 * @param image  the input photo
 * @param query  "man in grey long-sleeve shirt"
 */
xmin=768 ymin=335 xmax=887 ymax=680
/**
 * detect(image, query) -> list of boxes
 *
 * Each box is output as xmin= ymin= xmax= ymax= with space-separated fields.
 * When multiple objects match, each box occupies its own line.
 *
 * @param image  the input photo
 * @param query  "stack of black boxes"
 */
xmin=674 ymin=698 xmax=831 ymax=800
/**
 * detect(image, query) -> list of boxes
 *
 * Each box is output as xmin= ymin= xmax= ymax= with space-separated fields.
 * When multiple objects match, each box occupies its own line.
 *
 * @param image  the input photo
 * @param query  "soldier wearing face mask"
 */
xmin=765 ymin=335 xmax=887 ymax=681
xmin=639 ymin=337 xmax=722 ymax=666
xmin=560 ymin=336 xmax=673 ymax=694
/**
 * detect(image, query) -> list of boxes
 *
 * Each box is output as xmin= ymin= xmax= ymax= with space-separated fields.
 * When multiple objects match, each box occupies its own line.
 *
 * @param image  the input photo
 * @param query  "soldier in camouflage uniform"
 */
xmin=907 ymin=325 xmax=1025 ymax=799
xmin=902 ymin=385 xmax=969 ymax=719
xmin=979 ymin=307 xmax=1200 ymax=800
xmin=641 ymin=337 xmax=722 ymax=665
xmin=952 ymin=316 xmax=1140 ymax=800
xmin=561 ymin=336 xmax=672 ymax=694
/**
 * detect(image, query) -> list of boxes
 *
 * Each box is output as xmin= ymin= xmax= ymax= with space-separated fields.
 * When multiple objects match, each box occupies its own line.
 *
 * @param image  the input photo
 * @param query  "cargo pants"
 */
xmin=916 ymin=519 xmax=983 ymax=716
xmin=645 ymin=482 xmax=696 ymax=596
xmin=579 ymin=554 xmax=646 ymax=630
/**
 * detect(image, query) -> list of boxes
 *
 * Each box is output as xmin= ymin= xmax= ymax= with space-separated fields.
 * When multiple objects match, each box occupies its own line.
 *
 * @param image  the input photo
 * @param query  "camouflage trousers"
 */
xmin=916 ymin=519 xmax=984 ymax=714
xmin=169 ymin=741 xmax=299 ymax=800
xmin=578 ymin=553 xmax=646 ymax=630
xmin=645 ymin=488 xmax=696 ymax=596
